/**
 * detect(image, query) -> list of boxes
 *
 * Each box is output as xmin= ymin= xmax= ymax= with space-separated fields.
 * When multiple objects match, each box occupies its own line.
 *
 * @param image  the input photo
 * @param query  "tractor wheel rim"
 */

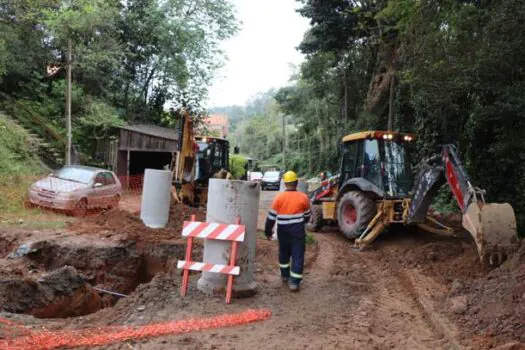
xmin=344 ymin=204 xmax=357 ymax=225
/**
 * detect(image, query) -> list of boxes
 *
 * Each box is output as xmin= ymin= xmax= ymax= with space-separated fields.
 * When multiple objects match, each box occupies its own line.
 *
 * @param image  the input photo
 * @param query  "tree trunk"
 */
xmin=343 ymin=68 xmax=348 ymax=121
xmin=388 ymin=73 xmax=396 ymax=131
xmin=282 ymin=114 xmax=287 ymax=170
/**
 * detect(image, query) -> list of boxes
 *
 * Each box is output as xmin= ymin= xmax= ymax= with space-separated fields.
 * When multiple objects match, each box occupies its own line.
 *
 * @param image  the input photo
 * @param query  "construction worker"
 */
xmin=265 ymin=171 xmax=311 ymax=292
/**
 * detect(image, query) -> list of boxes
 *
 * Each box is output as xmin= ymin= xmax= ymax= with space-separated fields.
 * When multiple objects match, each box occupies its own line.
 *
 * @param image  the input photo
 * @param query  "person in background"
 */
xmin=265 ymin=171 xmax=311 ymax=292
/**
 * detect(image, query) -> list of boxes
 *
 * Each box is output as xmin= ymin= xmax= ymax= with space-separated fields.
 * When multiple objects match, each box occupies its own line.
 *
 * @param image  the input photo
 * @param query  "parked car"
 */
xmin=27 ymin=165 xmax=122 ymax=216
xmin=261 ymin=171 xmax=281 ymax=190
xmin=248 ymin=171 xmax=263 ymax=182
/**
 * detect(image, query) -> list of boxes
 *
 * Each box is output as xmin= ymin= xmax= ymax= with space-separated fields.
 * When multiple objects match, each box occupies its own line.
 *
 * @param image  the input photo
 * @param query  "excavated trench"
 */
xmin=0 ymin=233 xmax=200 ymax=319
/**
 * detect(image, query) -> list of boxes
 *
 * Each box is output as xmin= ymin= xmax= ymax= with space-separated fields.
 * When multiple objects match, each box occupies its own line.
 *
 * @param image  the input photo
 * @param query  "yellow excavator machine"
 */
xmin=307 ymin=131 xmax=519 ymax=267
xmin=173 ymin=112 xmax=232 ymax=207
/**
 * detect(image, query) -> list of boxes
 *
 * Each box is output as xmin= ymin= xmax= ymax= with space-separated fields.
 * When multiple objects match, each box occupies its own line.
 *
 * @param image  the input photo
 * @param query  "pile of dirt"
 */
xmin=0 ymin=232 xmax=197 ymax=321
xmin=0 ymin=266 xmax=102 ymax=318
xmin=449 ymin=243 xmax=525 ymax=344
xmin=402 ymin=239 xmax=484 ymax=281
xmin=72 ymin=201 xmax=206 ymax=243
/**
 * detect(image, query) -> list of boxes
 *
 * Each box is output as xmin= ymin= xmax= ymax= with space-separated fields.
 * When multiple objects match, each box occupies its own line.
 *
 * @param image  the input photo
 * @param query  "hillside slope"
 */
xmin=0 ymin=114 xmax=45 ymax=175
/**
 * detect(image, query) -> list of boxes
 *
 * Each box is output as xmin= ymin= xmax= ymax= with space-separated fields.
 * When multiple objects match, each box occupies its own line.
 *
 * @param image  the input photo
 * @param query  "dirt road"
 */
xmin=0 ymin=189 xmax=523 ymax=349
xmin=95 ymin=190 xmax=484 ymax=349
xmin=116 ymin=233 xmax=458 ymax=350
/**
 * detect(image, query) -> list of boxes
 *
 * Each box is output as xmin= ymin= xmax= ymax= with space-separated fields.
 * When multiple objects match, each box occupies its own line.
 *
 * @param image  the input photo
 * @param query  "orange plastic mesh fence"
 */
xmin=1 ymin=309 xmax=271 ymax=350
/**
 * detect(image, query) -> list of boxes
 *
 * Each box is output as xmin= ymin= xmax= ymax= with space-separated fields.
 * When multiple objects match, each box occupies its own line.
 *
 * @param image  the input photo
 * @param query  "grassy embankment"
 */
xmin=0 ymin=114 xmax=71 ymax=229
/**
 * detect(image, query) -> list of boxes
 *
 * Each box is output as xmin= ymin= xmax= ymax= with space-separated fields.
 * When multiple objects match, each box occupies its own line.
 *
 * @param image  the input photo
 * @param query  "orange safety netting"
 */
xmin=1 ymin=309 xmax=271 ymax=350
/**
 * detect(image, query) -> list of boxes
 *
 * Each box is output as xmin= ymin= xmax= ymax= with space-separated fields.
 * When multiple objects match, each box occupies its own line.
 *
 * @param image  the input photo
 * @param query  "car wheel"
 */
xmin=23 ymin=199 xmax=36 ymax=209
xmin=108 ymin=194 xmax=120 ymax=209
xmin=73 ymin=199 xmax=88 ymax=218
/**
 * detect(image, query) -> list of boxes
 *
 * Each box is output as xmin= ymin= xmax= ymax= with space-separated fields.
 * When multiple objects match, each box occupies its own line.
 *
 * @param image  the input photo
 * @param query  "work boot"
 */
xmin=288 ymin=282 xmax=299 ymax=292
xmin=281 ymin=276 xmax=289 ymax=283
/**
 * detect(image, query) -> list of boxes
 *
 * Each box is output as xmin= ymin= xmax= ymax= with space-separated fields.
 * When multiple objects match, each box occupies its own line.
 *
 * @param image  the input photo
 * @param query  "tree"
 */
xmin=117 ymin=0 xmax=239 ymax=122
xmin=275 ymin=0 xmax=525 ymax=230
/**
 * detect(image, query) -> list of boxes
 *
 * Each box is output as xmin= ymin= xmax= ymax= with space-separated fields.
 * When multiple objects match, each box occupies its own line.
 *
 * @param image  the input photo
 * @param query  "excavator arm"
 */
xmin=408 ymin=145 xmax=518 ymax=266
xmin=173 ymin=111 xmax=234 ymax=207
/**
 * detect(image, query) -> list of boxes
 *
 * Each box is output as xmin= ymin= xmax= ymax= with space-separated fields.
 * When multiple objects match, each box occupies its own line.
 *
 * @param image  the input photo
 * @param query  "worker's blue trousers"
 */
xmin=277 ymin=232 xmax=305 ymax=285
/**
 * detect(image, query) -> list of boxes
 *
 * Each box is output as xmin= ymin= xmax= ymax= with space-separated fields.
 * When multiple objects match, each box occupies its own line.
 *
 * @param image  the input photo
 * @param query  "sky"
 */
xmin=207 ymin=0 xmax=310 ymax=107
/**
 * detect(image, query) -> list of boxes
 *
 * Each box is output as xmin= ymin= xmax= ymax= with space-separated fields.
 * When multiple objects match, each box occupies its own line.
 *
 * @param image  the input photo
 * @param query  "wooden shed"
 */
xmin=96 ymin=124 xmax=181 ymax=183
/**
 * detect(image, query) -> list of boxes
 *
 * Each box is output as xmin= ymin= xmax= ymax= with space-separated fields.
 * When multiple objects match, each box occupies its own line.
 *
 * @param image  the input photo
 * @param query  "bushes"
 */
xmin=0 ymin=116 xmax=45 ymax=213
xmin=229 ymin=155 xmax=248 ymax=179
xmin=0 ymin=116 xmax=43 ymax=175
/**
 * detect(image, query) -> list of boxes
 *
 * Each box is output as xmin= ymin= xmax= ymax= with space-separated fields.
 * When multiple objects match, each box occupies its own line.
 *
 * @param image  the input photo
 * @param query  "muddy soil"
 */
xmin=0 ymin=200 xmax=523 ymax=349
xmin=450 ymin=244 xmax=525 ymax=348
xmin=0 ymin=202 xmax=205 ymax=322
xmin=88 ymin=229 xmax=523 ymax=350
xmin=72 ymin=199 xmax=206 ymax=244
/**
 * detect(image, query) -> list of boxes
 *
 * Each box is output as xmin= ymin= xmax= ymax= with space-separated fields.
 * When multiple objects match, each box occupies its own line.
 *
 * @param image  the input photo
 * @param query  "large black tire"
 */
xmin=306 ymin=204 xmax=324 ymax=232
xmin=73 ymin=198 xmax=88 ymax=218
xmin=337 ymin=191 xmax=376 ymax=239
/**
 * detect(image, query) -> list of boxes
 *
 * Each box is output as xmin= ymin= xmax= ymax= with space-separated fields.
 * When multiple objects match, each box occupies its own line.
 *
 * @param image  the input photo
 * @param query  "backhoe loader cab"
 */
xmin=339 ymin=131 xmax=415 ymax=199
xmin=194 ymin=136 xmax=229 ymax=182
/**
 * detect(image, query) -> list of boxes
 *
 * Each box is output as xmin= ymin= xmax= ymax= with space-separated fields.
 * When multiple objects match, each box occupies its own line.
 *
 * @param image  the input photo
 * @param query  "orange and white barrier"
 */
xmin=176 ymin=261 xmax=240 ymax=275
xmin=182 ymin=221 xmax=245 ymax=241
xmin=178 ymin=215 xmax=244 ymax=303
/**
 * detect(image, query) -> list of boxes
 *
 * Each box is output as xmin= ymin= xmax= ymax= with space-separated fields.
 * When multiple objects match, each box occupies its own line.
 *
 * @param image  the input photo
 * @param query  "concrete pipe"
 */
xmin=140 ymin=169 xmax=172 ymax=229
xmin=197 ymin=179 xmax=260 ymax=297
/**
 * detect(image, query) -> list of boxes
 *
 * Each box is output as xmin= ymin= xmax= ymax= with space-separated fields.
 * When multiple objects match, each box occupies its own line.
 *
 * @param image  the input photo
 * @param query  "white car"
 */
xmin=248 ymin=171 xmax=263 ymax=182
xmin=261 ymin=171 xmax=281 ymax=190
xmin=28 ymin=165 xmax=122 ymax=216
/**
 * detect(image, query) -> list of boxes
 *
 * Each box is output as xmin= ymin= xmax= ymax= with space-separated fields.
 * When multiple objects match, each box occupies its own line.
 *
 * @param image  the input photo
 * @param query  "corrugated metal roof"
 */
xmin=117 ymin=124 xmax=179 ymax=141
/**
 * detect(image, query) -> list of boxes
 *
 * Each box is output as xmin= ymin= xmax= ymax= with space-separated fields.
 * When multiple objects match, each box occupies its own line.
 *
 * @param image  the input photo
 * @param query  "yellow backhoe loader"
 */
xmin=307 ymin=131 xmax=519 ymax=266
xmin=172 ymin=112 xmax=232 ymax=207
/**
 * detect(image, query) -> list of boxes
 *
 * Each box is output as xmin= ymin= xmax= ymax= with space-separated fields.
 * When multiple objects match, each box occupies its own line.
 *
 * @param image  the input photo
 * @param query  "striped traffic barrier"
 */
xmin=178 ymin=215 xmax=244 ymax=304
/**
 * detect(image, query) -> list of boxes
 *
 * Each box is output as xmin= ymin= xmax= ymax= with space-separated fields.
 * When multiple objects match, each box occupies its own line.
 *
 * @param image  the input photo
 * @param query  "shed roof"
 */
xmin=117 ymin=124 xmax=179 ymax=141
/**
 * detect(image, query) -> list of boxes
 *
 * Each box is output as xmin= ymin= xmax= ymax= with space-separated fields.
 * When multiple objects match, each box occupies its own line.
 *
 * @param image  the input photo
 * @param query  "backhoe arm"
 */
xmin=408 ymin=145 xmax=473 ymax=223
xmin=408 ymin=145 xmax=518 ymax=266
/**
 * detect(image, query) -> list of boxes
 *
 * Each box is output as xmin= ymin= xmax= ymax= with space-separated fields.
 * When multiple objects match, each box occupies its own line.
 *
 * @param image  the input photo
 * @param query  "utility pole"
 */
xmin=282 ymin=113 xmax=287 ymax=171
xmin=65 ymin=38 xmax=72 ymax=165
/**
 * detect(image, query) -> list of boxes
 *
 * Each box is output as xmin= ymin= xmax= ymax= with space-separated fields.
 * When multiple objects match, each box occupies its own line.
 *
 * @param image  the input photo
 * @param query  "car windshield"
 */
xmin=251 ymin=172 xmax=263 ymax=177
xmin=264 ymin=171 xmax=280 ymax=179
xmin=381 ymin=141 xmax=413 ymax=197
xmin=52 ymin=167 xmax=94 ymax=184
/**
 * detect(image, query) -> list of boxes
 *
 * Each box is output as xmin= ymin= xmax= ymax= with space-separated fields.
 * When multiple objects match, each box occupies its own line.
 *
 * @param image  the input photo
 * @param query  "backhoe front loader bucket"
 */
xmin=462 ymin=202 xmax=519 ymax=266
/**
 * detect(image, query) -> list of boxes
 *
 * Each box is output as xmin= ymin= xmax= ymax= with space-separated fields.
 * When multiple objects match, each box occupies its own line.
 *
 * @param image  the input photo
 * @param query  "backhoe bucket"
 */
xmin=462 ymin=202 xmax=519 ymax=266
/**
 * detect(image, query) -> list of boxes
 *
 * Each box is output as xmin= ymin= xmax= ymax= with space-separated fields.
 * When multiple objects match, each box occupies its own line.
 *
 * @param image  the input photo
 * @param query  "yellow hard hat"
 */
xmin=283 ymin=171 xmax=298 ymax=183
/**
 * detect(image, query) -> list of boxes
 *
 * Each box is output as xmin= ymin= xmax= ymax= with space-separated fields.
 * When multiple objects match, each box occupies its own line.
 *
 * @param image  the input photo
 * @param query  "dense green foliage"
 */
xmin=0 ymin=0 xmax=238 ymax=162
xmin=229 ymin=154 xmax=247 ymax=179
xmin=277 ymin=0 xmax=525 ymax=228
xmin=0 ymin=116 xmax=44 ymax=175
xmin=225 ymin=1 xmax=525 ymax=230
